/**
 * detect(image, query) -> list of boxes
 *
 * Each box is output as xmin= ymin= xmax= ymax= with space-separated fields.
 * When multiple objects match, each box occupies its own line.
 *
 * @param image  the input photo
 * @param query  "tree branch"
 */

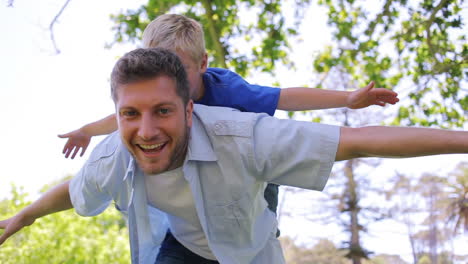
xmin=49 ymin=0 xmax=72 ymax=54
xmin=365 ymin=0 xmax=395 ymax=38
xmin=200 ymin=0 xmax=227 ymax=68
xmin=425 ymin=0 xmax=449 ymax=58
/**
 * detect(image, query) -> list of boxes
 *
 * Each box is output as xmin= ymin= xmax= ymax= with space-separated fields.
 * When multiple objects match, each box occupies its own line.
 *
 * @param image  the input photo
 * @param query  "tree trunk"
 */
xmin=345 ymin=159 xmax=362 ymax=264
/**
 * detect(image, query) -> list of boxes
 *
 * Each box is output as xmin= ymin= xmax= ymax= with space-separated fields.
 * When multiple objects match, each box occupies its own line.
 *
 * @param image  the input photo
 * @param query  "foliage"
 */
xmin=362 ymin=254 xmax=408 ymax=264
xmin=0 ymin=184 xmax=130 ymax=264
xmin=445 ymin=161 xmax=468 ymax=234
xmin=110 ymin=1 xmax=467 ymax=127
xmin=314 ymin=0 xmax=467 ymax=128
xmin=280 ymin=237 xmax=351 ymax=264
xmin=108 ymin=0 xmax=313 ymax=77
xmin=387 ymin=166 xmax=468 ymax=264
xmin=281 ymin=237 xmax=411 ymax=264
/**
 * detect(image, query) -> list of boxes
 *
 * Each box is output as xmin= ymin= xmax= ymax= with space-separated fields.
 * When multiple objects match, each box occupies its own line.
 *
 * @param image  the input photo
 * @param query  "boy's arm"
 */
xmin=336 ymin=126 xmax=468 ymax=161
xmin=58 ymin=114 xmax=117 ymax=159
xmin=0 ymin=181 xmax=73 ymax=245
xmin=277 ymin=82 xmax=399 ymax=111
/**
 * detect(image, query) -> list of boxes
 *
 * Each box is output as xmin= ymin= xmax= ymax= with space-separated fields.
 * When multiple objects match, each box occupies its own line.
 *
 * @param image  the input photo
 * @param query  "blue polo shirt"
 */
xmin=196 ymin=68 xmax=280 ymax=116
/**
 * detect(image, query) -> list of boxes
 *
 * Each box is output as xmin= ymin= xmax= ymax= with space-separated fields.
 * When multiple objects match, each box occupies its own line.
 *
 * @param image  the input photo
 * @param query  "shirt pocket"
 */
xmin=207 ymin=194 xmax=253 ymax=245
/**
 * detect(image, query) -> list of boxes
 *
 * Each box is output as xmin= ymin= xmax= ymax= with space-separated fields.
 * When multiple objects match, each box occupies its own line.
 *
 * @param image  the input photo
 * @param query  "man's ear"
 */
xmin=200 ymin=53 xmax=208 ymax=73
xmin=186 ymin=99 xmax=194 ymax=127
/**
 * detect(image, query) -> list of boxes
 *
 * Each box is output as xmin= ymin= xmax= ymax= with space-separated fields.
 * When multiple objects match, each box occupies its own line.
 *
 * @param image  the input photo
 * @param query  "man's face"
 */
xmin=175 ymin=50 xmax=207 ymax=101
xmin=116 ymin=76 xmax=193 ymax=175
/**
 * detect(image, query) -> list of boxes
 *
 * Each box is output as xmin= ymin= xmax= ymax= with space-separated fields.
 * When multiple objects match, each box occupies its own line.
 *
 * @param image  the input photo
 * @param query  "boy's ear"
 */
xmin=200 ymin=53 xmax=208 ymax=73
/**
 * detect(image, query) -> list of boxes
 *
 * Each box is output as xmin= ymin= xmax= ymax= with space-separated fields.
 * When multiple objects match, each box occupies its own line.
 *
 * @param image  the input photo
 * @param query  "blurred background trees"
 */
xmin=0 ymin=178 xmax=130 ymax=264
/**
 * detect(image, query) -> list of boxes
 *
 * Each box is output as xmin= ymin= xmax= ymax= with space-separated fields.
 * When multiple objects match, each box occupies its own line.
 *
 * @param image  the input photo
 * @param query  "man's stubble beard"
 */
xmin=137 ymin=122 xmax=190 ymax=175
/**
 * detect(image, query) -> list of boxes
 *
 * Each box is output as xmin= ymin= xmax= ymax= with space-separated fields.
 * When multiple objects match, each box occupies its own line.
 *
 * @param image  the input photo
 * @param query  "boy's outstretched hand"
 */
xmin=347 ymin=81 xmax=399 ymax=109
xmin=58 ymin=129 xmax=91 ymax=159
xmin=0 ymin=214 xmax=34 ymax=246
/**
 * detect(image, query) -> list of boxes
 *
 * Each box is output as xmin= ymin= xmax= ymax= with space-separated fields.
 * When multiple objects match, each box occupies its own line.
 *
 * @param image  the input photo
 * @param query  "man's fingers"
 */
xmin=0 ymin=220 xmax=12 ymax=246
xmin=0 ymin=219 xmax=8 ymax=229
xmin=0 ymin=234 xmax=7 ymax=246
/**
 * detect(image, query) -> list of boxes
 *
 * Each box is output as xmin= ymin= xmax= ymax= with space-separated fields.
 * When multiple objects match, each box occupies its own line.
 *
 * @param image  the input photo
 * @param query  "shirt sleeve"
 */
xmin=198 ymin=68 xmax=281 ymax=116
xmin=249 ymin=115 xmax=340 ymax=190
xmin=69 ymin=132 xmax=124 ymax=216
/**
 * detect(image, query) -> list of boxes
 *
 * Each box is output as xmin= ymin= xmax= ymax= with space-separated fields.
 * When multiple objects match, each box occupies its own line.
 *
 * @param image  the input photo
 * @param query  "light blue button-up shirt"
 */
xmin=69 ymin=104 xmax=340 ymax=264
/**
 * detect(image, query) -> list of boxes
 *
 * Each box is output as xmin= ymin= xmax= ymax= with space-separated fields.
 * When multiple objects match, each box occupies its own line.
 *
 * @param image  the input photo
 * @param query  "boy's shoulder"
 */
xmin=205 ymin=67 xmax=245 ymax=83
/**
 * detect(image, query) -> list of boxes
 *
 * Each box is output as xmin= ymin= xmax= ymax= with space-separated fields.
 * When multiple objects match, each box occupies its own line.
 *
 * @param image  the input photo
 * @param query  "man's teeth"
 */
xmin=139 ymin=143 xmax=164 ymax=150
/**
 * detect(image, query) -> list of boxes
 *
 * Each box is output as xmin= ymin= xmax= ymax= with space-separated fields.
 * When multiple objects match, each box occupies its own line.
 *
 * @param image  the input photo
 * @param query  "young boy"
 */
xmin=59 ymin=14 xmax=398 ymax=224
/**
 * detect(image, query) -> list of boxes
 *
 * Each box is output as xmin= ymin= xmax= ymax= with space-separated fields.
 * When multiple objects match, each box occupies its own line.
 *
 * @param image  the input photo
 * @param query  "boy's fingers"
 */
xmin=80 ymin=146 xmax=88 ymax=157
xmin=57 ymin=133 xmax=71 ymax=138
xmin=64 ymin=147 xmax=73 ymax=159
xmin=374 ymin=88 xmax=398 ymax=96
xmin=71 ymin=147 xmax=80 ymax=159
xmin=366 ymin=81 xmax=375 ymax=90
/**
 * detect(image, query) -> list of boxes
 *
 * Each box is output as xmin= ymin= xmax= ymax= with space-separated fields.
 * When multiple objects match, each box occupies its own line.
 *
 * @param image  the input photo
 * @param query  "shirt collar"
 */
xmin=186 ymin=110 xmax=217 ymax=162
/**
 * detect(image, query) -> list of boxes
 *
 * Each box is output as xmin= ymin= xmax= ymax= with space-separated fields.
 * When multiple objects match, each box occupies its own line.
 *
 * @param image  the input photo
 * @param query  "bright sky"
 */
xmin=1 ymin=0 xmax=466 ymax=261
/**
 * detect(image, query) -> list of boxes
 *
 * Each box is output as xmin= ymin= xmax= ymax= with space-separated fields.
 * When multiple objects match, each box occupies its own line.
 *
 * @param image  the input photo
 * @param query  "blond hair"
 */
xmin=142 ymin=14 xmax=206 ymax=65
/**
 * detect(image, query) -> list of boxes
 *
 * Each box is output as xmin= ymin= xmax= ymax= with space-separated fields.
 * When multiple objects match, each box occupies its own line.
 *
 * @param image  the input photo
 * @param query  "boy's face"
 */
xmin=115 ymin=76 xmax=193 ymax=175
xmin=175 ymin=50 xmax=207 ymax=101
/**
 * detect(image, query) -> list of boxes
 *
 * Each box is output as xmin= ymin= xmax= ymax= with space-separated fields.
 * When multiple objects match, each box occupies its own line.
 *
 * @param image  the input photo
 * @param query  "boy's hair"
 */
xmin=142 ymin=14 xmax=206 ymax=65
xmin=110 ymin=48 xmax=190 ymax=105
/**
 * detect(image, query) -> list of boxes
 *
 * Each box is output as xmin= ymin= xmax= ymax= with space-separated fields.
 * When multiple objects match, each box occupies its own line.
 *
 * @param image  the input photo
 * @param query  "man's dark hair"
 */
xmin=111 ymin=48 xmax=190 ymax=104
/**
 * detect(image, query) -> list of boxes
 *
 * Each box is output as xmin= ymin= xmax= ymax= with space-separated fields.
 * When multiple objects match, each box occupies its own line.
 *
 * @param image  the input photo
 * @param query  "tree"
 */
xmin=280 ymin=236 xmax=351 ymax=264
xmin=0 ymin=183 xmax=130 ymax=263
xmin=314 ymin=0 xmax=467 ymax=128
xmin=388 ymin=170 xmax=468 ymax=264
xmin=444 ymin=162 xmax=468 ymax=235
xmin=107 ymin=0 xmax=313 ymax=77
xmin=283 ymin=106 xmax=394 ymax=264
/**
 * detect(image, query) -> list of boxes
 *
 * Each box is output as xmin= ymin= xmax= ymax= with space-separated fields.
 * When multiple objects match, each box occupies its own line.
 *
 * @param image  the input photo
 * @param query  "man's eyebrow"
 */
xmin=118 ymin=101 xmax=178 ymax=110
xmin=153 ymin=101 xmax=178 ymax=107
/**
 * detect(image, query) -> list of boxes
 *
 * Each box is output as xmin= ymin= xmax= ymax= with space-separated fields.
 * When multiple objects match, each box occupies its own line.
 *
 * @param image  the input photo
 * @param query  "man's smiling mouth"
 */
xmin=138 ymin=142 xmax=166 ymax=153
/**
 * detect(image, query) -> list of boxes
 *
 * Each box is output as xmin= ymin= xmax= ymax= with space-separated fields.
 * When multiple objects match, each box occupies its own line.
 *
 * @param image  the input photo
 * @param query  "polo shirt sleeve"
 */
xmin=249 ymin=115 xmax=340 ymax=191
xmin=69 ymin=133 xmax=122 ymax=216
xmin=198 ymin=68 xmax=281 ymax=116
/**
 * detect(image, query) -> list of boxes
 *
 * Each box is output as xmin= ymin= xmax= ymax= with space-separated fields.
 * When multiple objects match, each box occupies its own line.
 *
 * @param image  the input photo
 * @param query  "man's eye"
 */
xmin=159 ymin=108 xmax=170 ymax=115
xmin=122 ymin=110 xmax=137 ymax=117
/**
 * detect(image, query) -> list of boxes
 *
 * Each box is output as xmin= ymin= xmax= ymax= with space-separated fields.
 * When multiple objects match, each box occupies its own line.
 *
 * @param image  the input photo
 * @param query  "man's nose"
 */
xmin=137 ymin=114 xmax=159 ymax=141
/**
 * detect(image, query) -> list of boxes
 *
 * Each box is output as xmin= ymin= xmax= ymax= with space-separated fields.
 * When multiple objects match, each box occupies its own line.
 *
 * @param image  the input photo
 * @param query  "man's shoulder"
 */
xmin=86 ymin=131 xmax=129 ymax=164
xmin=193 ymin=104 xmax=259 ymax=122
xmin=193 ymin=104 xmax=263 ymax=138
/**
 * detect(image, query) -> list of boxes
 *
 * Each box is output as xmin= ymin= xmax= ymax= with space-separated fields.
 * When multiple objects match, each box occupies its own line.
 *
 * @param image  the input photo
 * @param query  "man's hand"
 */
xmin=0 ymin=213 xmax=35 ymax=246
xmin=58 ymin=129 xmax=91 ymax=159
xmin=347 ymin=81 xmax=399 ymax=109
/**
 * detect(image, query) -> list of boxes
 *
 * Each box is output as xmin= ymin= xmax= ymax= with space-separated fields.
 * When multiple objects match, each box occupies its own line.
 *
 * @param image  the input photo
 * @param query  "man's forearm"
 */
xmin=336 ymin=126 xmax=468 ymax=161
xmin=21 ymin=180 xmax=73 ymax=221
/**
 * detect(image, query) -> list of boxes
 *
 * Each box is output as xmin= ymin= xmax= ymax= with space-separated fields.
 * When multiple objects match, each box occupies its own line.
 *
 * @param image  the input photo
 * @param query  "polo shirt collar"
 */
xmin=187 ymin=111 xmax=217 ymax=162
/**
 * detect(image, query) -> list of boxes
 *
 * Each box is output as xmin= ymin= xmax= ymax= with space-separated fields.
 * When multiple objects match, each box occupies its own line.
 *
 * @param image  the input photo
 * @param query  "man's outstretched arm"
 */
xmin=336 ymin=126 xmax=468 ymax=161
xmin=0 ymin=180 xmax=73 ymax=245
